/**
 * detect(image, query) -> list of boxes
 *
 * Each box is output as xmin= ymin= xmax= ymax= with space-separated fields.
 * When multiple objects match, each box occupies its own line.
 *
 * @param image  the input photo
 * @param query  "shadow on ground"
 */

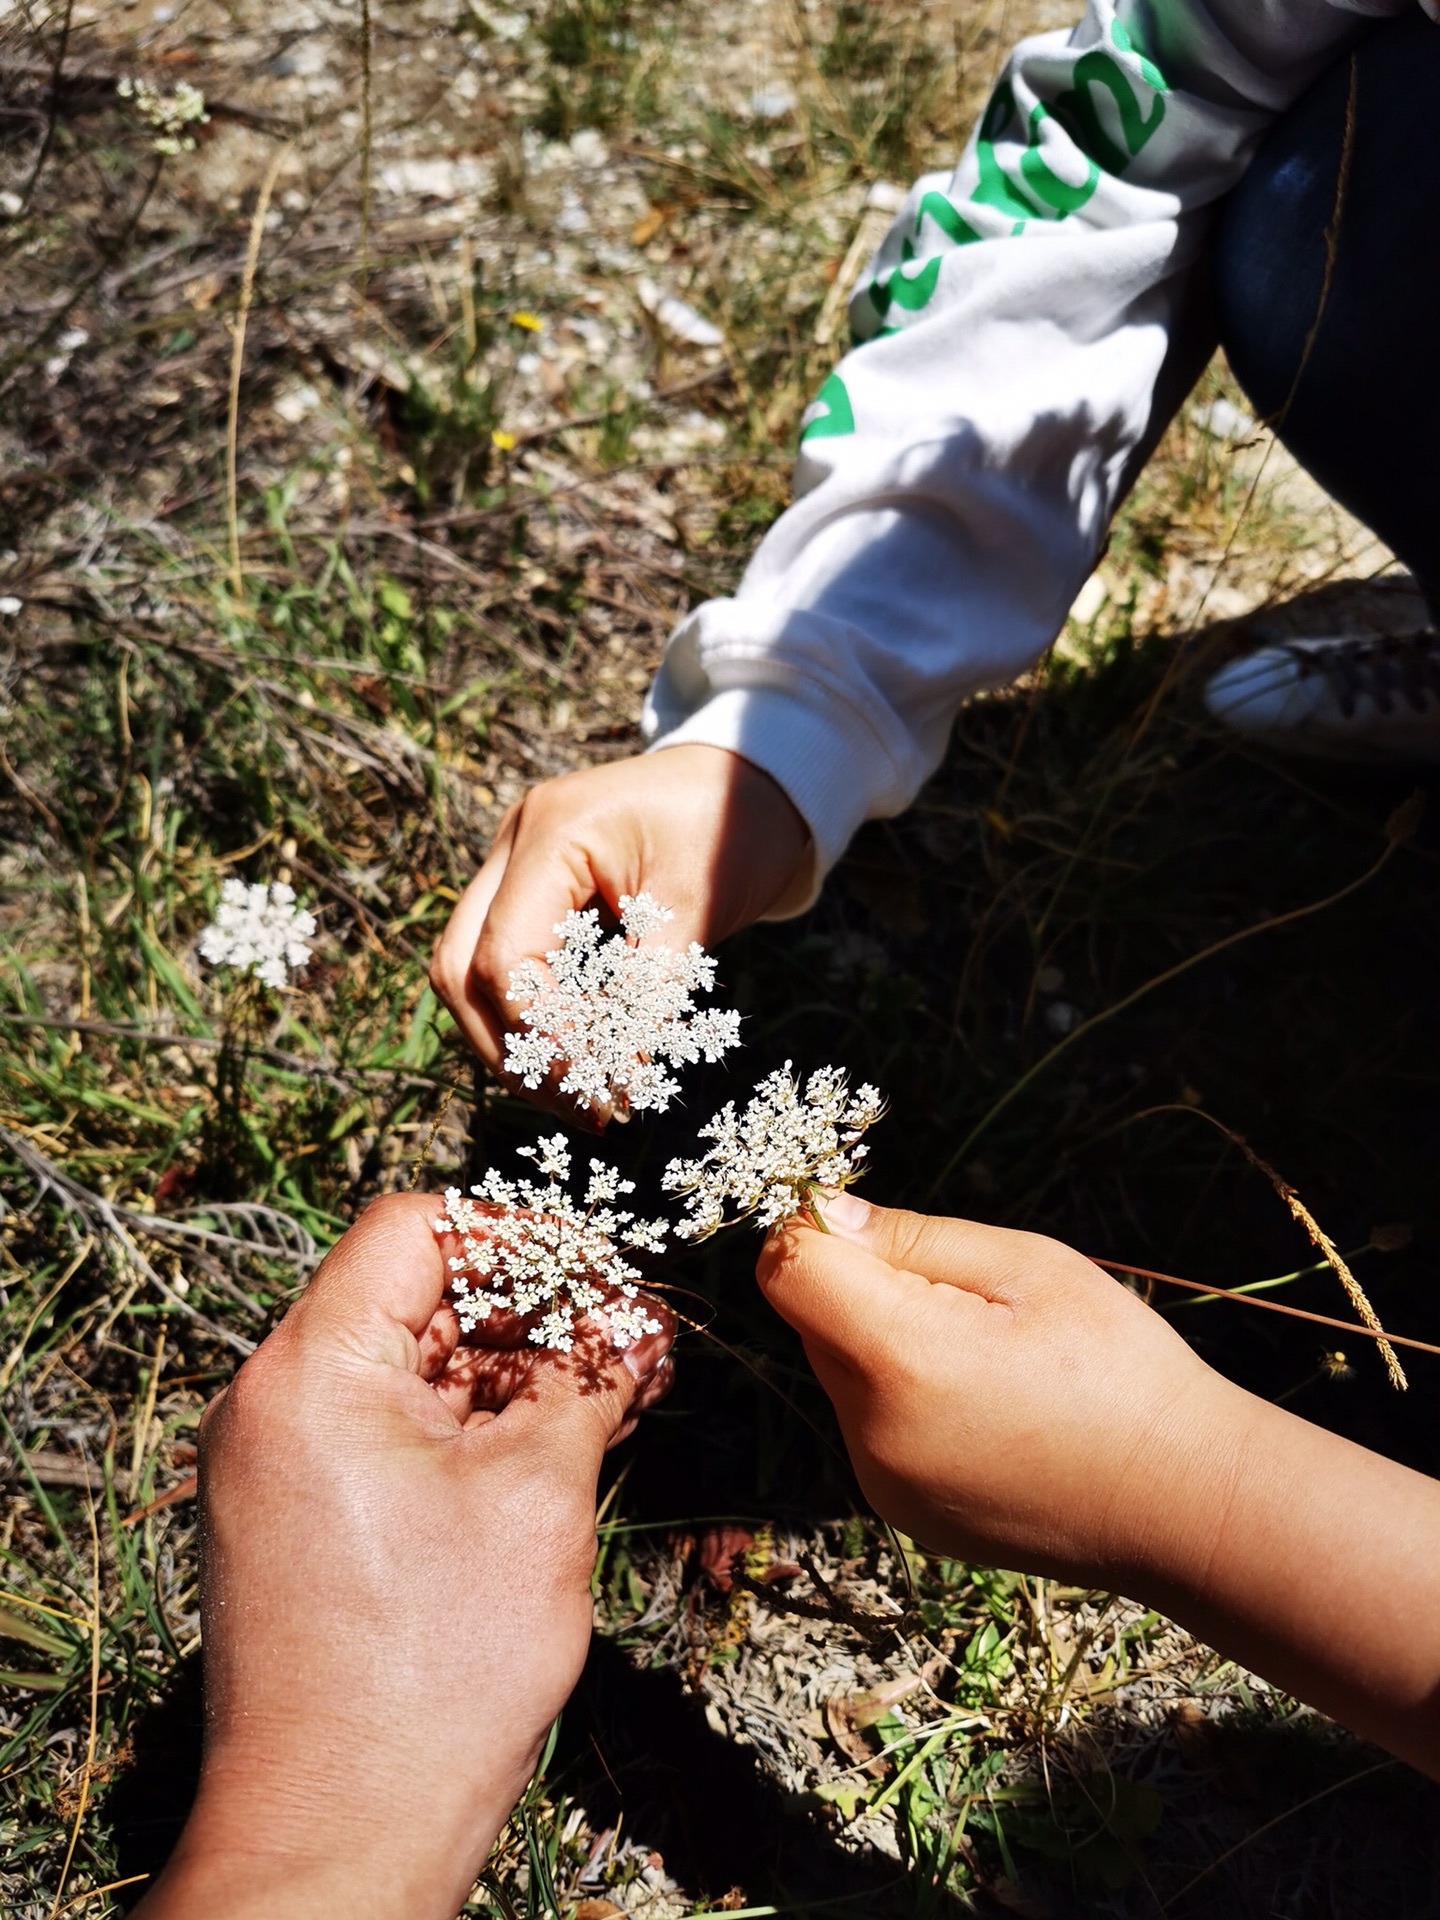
xmin=104 ymin=1636 xmax=1440 ymax=1918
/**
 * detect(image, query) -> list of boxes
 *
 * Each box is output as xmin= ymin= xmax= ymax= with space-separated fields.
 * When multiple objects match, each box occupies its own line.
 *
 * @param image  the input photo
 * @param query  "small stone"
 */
xmin=1069 ymin=572 xmax=1108 ymax=626
xmin=569 ymin=127 xmax=608 ymax=167
xmin=1192 ymin=396 xmax=1255 ymax=441
xmin=273 ymin=383 xmax=320 ymax=425
xmin=637 ymin=278 xmax=723 ymax=348
xmin=749 ymin=85 xmax=796 ymax=118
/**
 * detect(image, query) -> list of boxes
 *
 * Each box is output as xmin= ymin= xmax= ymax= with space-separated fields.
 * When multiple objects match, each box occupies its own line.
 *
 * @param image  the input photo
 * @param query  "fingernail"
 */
xmin=620 ymin=1344 xmax=651 ymax=1381
xmin=820 ymin=1189 xmax=870 ymax=1235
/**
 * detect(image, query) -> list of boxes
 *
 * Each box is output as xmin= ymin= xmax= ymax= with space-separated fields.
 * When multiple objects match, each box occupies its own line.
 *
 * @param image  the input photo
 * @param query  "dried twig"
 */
xmin=3 ymin=62 xmax=295 ymax=135
xmin=5 ymin=1450 xmax=131 ymax=1496
xmin=44 ymin=1462 xmax=100 ymax=1920
xmin=121 ymin=1471 xmax=198 ymax=1528
xmin=226 ymin=142 xmax=293 ymax=601
xmin=0 ymin=738 xmax=61 ymax=831
xmin=0 ymin=1124 xmax=264 ymax=1355
xmin=18 ymin=0 xmax=75 ymax=212
xmin=1097 ymin=1258 xmax=1435 ymax=1365
xmin=1274 ymin=52 xmax=1357 ymax=434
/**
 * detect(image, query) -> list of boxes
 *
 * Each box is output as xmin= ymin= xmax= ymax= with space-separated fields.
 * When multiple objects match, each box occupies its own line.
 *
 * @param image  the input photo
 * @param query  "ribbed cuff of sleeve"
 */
xmin=644 ymin=683 xmax=889 ymax=918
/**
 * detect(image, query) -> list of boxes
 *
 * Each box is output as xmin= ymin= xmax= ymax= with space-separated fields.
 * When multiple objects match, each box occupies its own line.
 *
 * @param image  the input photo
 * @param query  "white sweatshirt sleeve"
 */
xmin=642 ymin=0 xmax=1418 ymax=908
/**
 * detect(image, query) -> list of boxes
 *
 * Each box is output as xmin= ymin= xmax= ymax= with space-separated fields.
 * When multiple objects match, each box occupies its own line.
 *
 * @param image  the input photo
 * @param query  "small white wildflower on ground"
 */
xmin=435 ymin=1134 xmax=667 ymax=1352
xmin=663 ymin=1062 xmax=885 ymax=1238
xmin=43 ymin=327 xmax=88 ymax=382
xmin=117 ymin=76 xmax=209 ymax=155
xmin=198 ymin=879 xmax=317 ymax=990
xmin=503 ymin=891 xmax=740 ymax=1114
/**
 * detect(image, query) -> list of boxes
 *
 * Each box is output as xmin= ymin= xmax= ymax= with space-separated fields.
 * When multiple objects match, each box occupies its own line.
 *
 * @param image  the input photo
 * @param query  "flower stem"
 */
xmin=799 ymin=1184 xmax=831 ymax=1234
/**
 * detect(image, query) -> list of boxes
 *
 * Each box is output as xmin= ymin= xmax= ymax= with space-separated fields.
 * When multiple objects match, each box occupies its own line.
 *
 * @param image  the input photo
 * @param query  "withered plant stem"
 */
xmin=1097 ymin=1258 xmax=1436 ymax=1365
xmin=226 ymin=141 xmax=292 ymax=602
xmin=44 ymin=1478 xmax=101 ymax=1920
xmin=1132 ymin=1103 xmax=1407 ymax=1389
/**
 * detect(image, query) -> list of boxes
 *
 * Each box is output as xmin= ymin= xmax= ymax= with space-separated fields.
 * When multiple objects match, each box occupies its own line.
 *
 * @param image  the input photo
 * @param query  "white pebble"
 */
xmin=1192 ymin=396 xmax=1255 ymax=441
xmin=637 ymin=278 xmax=724 ymax=348
xmin=749 ymin=85 xmax=796 ymax=119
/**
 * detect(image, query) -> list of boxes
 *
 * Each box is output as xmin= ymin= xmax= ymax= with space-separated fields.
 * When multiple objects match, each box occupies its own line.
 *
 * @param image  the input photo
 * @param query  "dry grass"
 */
xmin=3 ymin=1 xmax=1440 ymax=1915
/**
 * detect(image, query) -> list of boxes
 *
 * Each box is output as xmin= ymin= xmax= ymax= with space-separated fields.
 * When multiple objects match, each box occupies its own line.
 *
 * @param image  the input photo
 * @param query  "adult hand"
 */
xmin=756 ymin=1193 xmax=1440 ymax=1781
xmin=134 ymin=1192 xmax=674 ymax=1920
xmin=429 ymin=745 xmax=811 ymax=1123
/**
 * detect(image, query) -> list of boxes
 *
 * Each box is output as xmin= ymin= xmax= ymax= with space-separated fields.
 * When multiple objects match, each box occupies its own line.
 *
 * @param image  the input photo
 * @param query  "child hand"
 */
xmin=755 ymin=1192 xmax=1249 ymax=1589
xmin=429 ymin=745 xmax=810 ymax=1118
xmin=760 ymin=1193 xmax=1440 ymax=1781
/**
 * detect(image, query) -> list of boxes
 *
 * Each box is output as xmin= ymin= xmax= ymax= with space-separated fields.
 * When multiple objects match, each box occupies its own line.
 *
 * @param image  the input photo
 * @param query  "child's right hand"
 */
xmin=755 ymin=1192 xmax=1252 ymax=1590
xmin=429 ymin=745 xmax=811 ymax=1116
xmin=758 ymin=1191 xmax=1440 ymax=1781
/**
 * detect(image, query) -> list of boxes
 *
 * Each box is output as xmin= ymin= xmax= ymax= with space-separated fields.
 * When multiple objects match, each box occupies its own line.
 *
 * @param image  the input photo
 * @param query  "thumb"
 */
xmin=756 ymin=1213 xmax=986 ymax=1376
xmin=815 ymin=1190 xmax=1061 ymax=1303
xmin=472 ymin=830 xmax=605 ymax=1008
xmin=290 ymin=1193 xmax=449 ymax=1365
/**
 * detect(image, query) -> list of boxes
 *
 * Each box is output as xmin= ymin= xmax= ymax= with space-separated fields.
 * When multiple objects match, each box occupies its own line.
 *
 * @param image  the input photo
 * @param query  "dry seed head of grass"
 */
xmin=1137 ymin=1103 xmax=1408 ymax=1391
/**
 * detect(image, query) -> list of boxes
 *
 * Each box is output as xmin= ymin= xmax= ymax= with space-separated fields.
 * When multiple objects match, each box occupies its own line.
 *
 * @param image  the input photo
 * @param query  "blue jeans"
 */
xmin=1214 ymin=11 xmax=1440 ymax=621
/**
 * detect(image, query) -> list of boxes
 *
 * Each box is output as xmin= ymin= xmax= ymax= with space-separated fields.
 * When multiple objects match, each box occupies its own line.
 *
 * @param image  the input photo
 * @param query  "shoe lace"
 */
xmin=1284 ymin=631 xmax=1440 ymax=720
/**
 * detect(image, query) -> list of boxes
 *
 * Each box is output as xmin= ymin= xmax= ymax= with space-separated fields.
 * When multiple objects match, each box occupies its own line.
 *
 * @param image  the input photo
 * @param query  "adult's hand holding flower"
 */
xmin=429 ymin=746 xmax=811 ymax=1120
xmin=134 ymin=1193 xmax=673 ymax=1920
xmin=758 ymin=1195 xmax=1440 ymax=1781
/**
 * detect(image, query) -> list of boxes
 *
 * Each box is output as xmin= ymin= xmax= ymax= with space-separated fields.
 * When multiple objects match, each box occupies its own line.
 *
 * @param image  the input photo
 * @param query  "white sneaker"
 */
xmin=1203 ymin=631 xmax=1440 ymax=762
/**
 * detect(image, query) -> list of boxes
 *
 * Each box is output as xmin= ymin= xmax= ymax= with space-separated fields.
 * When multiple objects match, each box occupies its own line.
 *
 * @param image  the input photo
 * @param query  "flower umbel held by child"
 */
xmin=663 ymin=1062 xmax=885 ymax=1239
xmin=435 ymin=1134 xmax=668 ymax=1354
xmin=447 ymin=900 xmax=882 ymax=1350
xmin=199 ymin=879 xmax=316 ymax=989
xmin=503 ymin=890 xmax=740 ymax=1115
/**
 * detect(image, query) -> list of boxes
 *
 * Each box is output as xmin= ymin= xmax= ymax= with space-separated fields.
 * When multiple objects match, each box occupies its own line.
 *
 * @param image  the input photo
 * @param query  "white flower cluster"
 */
xmin=441 ymin=894 xmax=884 ymax=1353
xmin=503 ymin=892 xmax=740 ymax=1113
xmin=663 ymin=1062 xmax=885 ymax=1238
xmin=435 ymin=1134 xmax=667 ymax=1352
xmin=198 ymin=879 xmax=316 ymax=990
xmin=117 ymin=77 xmax=210 ymax=156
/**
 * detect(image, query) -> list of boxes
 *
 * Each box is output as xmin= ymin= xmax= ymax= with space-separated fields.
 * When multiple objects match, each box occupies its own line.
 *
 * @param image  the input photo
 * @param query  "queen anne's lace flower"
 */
xmin=503 ymin=892 xmax=740 ymax=1114
xmin=435 ymin=1134 xmax=668 ymax=1352
xmin=198 ymin=879 xmax=316 ymax=990
xmin=117 ymin=76 xmax=210 ymax=155
xmin=663 ymin=1063 xmax=885 ymax=1238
